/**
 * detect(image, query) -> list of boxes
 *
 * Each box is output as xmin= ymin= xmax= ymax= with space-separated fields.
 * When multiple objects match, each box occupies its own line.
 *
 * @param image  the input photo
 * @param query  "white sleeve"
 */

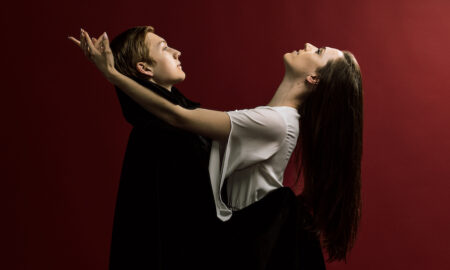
xmin=208 ymin=107 xmax=287 ymax=221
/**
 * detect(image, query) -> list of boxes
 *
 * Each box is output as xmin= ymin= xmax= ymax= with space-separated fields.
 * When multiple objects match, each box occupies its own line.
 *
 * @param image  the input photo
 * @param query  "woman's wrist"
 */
xmin=105 ymin=68 xmax=120 ymax=84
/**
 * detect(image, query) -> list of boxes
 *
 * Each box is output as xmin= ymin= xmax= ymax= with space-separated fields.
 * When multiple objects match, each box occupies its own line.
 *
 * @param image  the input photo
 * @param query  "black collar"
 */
xmin=130 ymin=78 xmax=201 ymax=109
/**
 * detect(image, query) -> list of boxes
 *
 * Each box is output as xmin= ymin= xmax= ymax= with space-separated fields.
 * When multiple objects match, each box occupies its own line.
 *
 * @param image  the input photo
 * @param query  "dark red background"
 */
xmin=3 ymin=0 xmax=450 ymax=269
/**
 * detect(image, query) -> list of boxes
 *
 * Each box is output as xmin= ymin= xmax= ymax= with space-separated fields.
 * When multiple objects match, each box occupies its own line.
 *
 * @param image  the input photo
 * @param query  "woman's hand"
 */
xmin=68 ymin=29 xmax=117 ymax=82
xmin=69 ymin=29 xmax=230 ymax=142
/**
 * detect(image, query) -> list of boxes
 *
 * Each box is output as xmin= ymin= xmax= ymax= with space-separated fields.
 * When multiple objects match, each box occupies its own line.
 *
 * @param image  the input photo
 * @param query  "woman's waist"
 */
xmin=226 ymin=172 xmax=283 ymax=210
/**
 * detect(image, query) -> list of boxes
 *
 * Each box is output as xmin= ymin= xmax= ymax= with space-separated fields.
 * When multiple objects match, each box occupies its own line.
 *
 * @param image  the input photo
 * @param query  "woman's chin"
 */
xmin=282 ymin=56 xmax=293 ymax=69
xmin=283 ymin=52 xmax=295 ymax=65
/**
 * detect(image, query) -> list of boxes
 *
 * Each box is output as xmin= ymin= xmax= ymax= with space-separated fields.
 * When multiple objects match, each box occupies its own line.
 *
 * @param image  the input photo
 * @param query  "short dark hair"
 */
xmin=110 ymin=26 xmax=155 ymax=80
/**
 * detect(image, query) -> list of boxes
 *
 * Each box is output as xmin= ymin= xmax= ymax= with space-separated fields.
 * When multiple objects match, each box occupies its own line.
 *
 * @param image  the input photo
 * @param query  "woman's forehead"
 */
xmin=323 ymin=47 xmax=344 ymax=61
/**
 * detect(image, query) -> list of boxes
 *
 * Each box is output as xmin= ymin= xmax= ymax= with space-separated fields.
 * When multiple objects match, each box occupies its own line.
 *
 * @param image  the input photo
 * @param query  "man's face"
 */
xmin=146 ymin=32 xmax=185 ymax=86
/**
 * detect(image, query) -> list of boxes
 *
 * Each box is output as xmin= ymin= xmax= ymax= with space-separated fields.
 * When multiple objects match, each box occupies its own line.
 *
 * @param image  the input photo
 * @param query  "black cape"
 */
xmin=109 ymin=80 xmax=220 ymax=270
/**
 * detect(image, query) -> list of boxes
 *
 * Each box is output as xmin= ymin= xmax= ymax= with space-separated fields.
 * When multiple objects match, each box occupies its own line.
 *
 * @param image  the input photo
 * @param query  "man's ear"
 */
xmin=306 ymin=75 xmax=320 ymax=85
xmin=136 ymin=62 xmax=154 ymax=77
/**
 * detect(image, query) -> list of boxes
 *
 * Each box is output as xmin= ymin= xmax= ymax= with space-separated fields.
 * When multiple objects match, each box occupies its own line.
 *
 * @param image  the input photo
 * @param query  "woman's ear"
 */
xmin=136 ymin=62 xmax=154 ymax=77
xmin=306 ymin=75 xmax=319 ymax=85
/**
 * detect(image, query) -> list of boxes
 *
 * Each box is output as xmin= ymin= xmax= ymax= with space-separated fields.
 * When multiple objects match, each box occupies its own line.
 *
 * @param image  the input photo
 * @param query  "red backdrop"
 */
xmin=3 ymin=0 xmax=450 ymax=269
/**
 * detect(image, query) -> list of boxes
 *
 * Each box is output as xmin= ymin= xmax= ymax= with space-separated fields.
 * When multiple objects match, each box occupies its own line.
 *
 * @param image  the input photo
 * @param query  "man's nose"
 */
xmin=173 ymin=48 xmax=181 ymax=58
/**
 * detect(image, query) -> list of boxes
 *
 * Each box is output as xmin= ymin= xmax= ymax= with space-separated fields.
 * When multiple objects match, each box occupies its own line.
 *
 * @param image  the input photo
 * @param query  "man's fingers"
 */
xmin=68 ymin=36 xmax=81 ymax=47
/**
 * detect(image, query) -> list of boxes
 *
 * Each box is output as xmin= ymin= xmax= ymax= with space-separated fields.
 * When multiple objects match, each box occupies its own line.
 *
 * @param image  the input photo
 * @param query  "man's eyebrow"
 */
xmin=320 ymin=47 xmax=326 ymax=55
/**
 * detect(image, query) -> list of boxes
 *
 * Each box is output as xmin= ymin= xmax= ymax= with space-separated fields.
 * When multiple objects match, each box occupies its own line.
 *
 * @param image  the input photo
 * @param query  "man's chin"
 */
xmin=172 ymin=77 xmax=186 ymax=86
xmin=177 ymin=73 xmax=186 ymax=82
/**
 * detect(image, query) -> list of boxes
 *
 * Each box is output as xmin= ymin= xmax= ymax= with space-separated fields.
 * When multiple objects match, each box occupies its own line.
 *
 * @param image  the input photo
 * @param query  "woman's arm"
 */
xmin=109 ymin=69 xmax=231 ymax=142
xmin=72 ymin=29 xmax=230 ymax=142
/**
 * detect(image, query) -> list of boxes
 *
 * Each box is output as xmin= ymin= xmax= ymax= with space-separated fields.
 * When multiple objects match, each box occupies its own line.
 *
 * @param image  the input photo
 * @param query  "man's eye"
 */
xmin=316 ymin=49 xmax=320 ymax=54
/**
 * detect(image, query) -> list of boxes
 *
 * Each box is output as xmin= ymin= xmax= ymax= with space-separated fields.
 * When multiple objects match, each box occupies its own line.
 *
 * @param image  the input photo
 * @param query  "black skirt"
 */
xmin=218 ymin=187 xmax=326 ymax=270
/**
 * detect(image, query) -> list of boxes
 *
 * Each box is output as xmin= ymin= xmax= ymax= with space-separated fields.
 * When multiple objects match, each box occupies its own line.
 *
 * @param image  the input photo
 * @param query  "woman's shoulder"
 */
xmin=228 ymin=105 xmax=298 ymax=117
xmin=265 ymin=106 xmax=300 ymax=119
xmin=239 ymin=106 xmax=300 ymax=118
xmin=223 ymin=106 xmax=291 ymax=147
xmin=241 ymin=106 xmax=300 ymax=127
xmin=227 ymin=105 xmax=299 ymax=132
xmin=227 ymin=106 xmax=286 ymax=129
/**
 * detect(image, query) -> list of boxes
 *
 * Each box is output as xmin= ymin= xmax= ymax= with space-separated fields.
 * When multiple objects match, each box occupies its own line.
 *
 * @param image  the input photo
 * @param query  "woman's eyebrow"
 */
xmin=158 ymin=40 xmax=167 ymax=46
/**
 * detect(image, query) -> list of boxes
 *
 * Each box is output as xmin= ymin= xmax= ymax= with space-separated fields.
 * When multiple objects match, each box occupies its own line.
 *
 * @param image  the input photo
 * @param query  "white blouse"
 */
xmin=208 ymin=106 xmax=300 ymax=221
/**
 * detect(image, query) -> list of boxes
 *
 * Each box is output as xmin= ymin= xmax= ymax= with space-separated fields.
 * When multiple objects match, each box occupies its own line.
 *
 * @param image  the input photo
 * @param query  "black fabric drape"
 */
xmin=219 ymin=187 xmax=326 ymax=270
xmin=109 ymin=80 xmax=220 ymax=270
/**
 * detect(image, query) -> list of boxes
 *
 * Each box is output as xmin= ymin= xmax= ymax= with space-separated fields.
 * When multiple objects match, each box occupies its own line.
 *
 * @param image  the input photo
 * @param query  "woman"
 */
xmin=73 ymin=28 xmax=363 ymax=268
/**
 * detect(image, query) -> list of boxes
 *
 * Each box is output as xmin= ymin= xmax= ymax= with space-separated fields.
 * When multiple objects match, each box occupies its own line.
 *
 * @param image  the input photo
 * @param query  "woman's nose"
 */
xmin=304 ymin=43 xmax=316 ymax=51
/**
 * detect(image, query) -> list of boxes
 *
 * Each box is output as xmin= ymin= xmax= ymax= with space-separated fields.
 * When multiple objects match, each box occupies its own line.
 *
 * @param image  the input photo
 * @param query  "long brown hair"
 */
xmin=109 ymin=26 xmax=155 ymax=80
xmin=296 ymin=51 xmax=363 ymax=262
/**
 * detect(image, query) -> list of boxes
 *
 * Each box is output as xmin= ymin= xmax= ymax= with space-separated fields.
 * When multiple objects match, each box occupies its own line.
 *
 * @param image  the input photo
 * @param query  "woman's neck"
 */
xmin=267 ymin=74 xmax=307 ymax=108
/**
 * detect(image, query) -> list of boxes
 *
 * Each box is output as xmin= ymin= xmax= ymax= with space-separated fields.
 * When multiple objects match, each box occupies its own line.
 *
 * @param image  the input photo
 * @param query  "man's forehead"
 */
xmin=146 ymin=32 xmax=166 ymax=46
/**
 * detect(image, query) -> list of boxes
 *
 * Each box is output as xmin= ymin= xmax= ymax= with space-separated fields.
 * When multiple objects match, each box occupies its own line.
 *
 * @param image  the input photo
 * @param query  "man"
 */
xmin=69 ymin=26 xmax=220 ymax=269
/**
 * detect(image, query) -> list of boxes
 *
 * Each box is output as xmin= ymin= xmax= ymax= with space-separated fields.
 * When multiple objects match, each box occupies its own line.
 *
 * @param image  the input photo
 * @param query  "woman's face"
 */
xmin=145 ymin=32 xmax=185 ymax=85
xmin=284 ymin=43 xmax=343 ymax=78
